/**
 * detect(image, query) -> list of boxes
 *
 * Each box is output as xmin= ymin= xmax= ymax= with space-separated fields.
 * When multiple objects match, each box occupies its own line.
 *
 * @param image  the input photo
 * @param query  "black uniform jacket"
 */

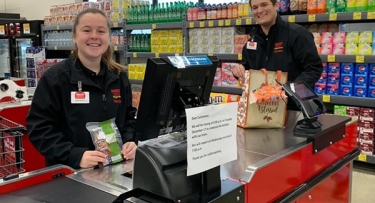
xmin=26 ymin=56 xmax=137 ymax=169
xmin=242 ymin=15 xmax=323 ymax=110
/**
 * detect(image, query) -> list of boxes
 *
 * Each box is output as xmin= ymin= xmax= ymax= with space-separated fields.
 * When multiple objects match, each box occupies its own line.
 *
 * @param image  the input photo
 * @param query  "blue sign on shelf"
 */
xmin=168 ymin=55 xmax=212 ymax=68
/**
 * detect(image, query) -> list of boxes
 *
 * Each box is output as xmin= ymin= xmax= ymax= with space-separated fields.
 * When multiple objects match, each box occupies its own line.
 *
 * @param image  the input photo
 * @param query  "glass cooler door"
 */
xmin=15 ymin=38 xmax=32 ymax=78
xmin=0 ymin=39 xmax=11 ymax=77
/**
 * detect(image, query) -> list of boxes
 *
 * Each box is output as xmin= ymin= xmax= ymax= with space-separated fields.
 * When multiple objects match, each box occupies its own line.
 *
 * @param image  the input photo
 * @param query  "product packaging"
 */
xmin=86 ymin=118 xmax=124 ymax=166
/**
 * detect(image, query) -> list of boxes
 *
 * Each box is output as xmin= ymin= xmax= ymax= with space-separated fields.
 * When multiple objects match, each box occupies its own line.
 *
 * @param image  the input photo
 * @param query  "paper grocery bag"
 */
xmin=237 ymin=68 xmax=288 ymax=128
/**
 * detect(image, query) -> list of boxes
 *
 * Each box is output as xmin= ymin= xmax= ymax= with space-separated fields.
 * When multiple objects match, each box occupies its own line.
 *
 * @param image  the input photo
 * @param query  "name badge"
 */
xmin=247 ymin=41 xmax=257 ymax=50
xmin=71 ymin=91 xmax=90 ymax=104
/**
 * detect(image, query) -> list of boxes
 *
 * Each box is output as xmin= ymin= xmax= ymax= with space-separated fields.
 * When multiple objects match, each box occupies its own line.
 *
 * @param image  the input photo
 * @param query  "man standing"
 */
xmin=232 ymin=0 xmax=323 ymax=110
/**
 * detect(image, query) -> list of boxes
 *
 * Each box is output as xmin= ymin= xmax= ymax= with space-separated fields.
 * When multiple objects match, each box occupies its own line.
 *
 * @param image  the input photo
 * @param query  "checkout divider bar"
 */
xmin=274 ymin=148 xmax=360 ymax=203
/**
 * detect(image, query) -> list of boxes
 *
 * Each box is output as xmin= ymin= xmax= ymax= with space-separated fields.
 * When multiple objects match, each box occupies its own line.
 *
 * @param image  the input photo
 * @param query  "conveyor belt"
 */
xmin=0 ymin=177 xmax=117 ymax=203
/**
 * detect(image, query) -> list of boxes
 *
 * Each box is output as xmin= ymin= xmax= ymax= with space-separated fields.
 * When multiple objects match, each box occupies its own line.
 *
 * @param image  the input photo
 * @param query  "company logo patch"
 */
xmin=111 ymin=89 xmax=121 ymax=104
xmin=274 ymin=42 xmax=283 ymax=53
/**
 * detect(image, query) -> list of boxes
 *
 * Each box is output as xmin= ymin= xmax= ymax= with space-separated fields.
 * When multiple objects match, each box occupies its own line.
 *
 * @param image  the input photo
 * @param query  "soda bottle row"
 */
xmin=111 ymin=30 xmax=125 ymax=45
xmin=127 ymin=1 xmax=188 ymax=24
xmin=279 ymin=0 xmax=308 ymax=15
xmin=345 ymin=0 xmax=375 ymax=12
xmin=187 ymin=1 xmax=251 ymax=21
xmin=129 ymin=34 xmax=151 ymax=52
xmin=280 ymin=0 xmax=375 ymax=15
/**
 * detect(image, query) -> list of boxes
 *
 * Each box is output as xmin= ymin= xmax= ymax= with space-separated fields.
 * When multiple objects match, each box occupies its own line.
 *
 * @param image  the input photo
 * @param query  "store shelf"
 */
xmin=45 ymin=46 xmax=74 ymax=51
xmin=180 ymin=54 xmax=375 ymax=63
xmin=321 ymin=55 xmax=375 ymax=63
xmin=280 ymin=12 xmax=375 ymax=23
xmin=187 ymin=12 xmax=375 ymax=28
xmin=355 ymin=153 xmax=375 ymax=164
xmin=319 ymin=95 xmax=375 ymax=108
xmin=111 ymin=45 xmax=125 ymax=52
xmin=187 ymin=18 xmax=254 ymax=28
xmin=125 ymin=22 xmax=182 ymax=30
xmin=129 ymin=79 xmax=143 ymax=85
xmin=45 ymin=45 xmax=124 ymax=51
xmin=43 ymin=24 xmax=73 ymax=31
xmin=127 ymin=52 xmax=183 ymax=58
xmin=42 ymin=21 xmax=123 ymax=31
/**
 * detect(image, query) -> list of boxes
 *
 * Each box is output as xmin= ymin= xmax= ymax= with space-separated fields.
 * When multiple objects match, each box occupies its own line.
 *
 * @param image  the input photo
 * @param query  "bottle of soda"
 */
xmin=369 ymin=0 xmax=375 ymax=11
xmin=307 ymin=0 xmax=317 ymax=14
xmin=217 ymin=4 xmax=222 ymax=19
xmin=222 ymin=3 xmax=228 ymax=19
xmin=298 ymin=0 xmax=307 ymax=14
xmin=279 ymin=0 xmax=290 ymax=15
xmin=290 ymin=0 xmax=299 ymax=14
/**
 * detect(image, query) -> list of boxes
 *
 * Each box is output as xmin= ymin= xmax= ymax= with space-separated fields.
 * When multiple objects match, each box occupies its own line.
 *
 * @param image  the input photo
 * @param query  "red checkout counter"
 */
xmin=0 ymin=103 xmax=359 ymax=203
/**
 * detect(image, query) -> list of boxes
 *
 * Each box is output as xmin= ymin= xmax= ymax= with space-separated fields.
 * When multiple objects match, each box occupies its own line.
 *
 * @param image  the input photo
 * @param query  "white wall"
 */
xmin=0 ymin=0 xmax=83 ymax=20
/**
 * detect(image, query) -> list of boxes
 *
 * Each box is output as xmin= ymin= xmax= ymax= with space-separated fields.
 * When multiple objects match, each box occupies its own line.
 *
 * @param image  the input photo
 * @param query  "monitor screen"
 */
xmin=135 ymin=56 xmax=219 ymax=142
xmin=293 ymin=82 xmax=319 ymax=101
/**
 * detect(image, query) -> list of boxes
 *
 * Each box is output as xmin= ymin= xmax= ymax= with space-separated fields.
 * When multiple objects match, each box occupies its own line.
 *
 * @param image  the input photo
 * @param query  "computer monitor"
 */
xmin=135 ymin=56 xmax=219 ymax=141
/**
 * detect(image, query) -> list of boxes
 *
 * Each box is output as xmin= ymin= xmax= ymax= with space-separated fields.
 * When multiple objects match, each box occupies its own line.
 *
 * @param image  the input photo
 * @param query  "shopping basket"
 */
xmin=0 ymin=116 xmax=26 ymax=180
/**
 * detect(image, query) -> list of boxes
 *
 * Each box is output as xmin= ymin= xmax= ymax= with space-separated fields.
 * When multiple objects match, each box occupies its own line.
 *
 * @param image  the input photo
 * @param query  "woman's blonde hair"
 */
xmin=72 ymin=8 xmax=125 ymax=74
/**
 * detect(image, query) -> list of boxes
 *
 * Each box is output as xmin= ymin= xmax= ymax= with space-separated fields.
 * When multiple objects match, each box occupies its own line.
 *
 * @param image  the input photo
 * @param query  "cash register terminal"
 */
xmin=114 ymin=56 xmax=243 ymax=203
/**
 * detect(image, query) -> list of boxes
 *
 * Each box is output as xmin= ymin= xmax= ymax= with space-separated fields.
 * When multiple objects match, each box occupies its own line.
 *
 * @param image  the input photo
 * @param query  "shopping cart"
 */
xmin=0 ymin=116 xmax=26 ymax=180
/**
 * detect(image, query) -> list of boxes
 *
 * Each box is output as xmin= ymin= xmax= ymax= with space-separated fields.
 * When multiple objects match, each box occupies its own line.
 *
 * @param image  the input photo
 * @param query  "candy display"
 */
xmin=334 ymin=105 xmax=375 ymax=155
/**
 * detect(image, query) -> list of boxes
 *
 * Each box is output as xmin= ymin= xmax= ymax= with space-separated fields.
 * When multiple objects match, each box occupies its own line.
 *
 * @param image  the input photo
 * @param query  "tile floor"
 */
xmin=352 ymin=162 xmax=375 ymax=203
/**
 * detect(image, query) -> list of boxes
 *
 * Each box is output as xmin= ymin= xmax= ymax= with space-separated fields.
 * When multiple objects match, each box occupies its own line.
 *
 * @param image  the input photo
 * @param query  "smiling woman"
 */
xmin=26 ymin=8 xmax=138 ymax=170
xmin=72 ymin=8 xmax=123 ymax=75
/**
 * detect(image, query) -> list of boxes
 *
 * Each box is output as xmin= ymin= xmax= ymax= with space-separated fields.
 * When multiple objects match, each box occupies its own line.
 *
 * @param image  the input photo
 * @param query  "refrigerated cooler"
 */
xmin=0 ymin=20 xmax=44 ymax=78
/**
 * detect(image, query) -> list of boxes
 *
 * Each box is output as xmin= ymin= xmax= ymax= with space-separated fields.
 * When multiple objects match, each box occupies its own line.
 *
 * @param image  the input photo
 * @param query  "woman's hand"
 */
xmin=122 ymin=142 xmax=137 ymax=160
xmin=79 ymin=151 xmax=107 ymax=168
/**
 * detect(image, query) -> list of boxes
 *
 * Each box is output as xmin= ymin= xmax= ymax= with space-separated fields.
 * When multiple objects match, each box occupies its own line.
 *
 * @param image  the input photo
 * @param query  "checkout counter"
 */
xmin=0 ymin=58 xmax=360 ymax=202
xmin=0 ymin=111 xmax=359 ymax=203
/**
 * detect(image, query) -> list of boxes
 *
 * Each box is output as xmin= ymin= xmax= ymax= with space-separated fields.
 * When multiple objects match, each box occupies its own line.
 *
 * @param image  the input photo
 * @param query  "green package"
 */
xmin=334 ymin=105 xmax=347 ymax=116
xmin=86 ymin=118 xmax=124 ymax=166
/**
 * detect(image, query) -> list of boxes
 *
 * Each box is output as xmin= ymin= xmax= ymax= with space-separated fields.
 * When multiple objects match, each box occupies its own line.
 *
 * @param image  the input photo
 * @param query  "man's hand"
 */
xmin=79 ymin=151 xmax=107 ymax=168
xmin=122 ymin=142 xmax=137 ymax=160
xmin=232 ymin=64 xmax=246 ymax=80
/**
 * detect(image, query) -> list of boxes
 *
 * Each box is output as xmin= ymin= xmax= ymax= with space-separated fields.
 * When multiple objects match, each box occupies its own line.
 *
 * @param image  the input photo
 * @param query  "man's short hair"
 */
xmin=250 ymin=0 xmax=277 ymax=6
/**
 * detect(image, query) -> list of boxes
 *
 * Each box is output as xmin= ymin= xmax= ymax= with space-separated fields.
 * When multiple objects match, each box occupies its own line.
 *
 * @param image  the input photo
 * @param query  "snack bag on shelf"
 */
xmin=237 ymin=68 xmax=288 ymax=128
xmin=86 ymin=118 xmax=124 ymax=166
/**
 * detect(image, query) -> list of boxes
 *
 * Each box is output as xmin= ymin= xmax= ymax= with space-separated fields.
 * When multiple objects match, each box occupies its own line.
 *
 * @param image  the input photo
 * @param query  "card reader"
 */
xmin=277 ymin=80 xmax=327 ymax=137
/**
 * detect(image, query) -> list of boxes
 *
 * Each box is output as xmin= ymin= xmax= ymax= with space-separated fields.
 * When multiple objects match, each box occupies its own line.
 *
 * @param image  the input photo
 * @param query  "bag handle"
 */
xmin=260 ymin=68 xmax=283 ymax=86
xmin=276 ymin=70 xmax=282 ymax=85
xmin=260 ymin=68 xmax=268 ymax=86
